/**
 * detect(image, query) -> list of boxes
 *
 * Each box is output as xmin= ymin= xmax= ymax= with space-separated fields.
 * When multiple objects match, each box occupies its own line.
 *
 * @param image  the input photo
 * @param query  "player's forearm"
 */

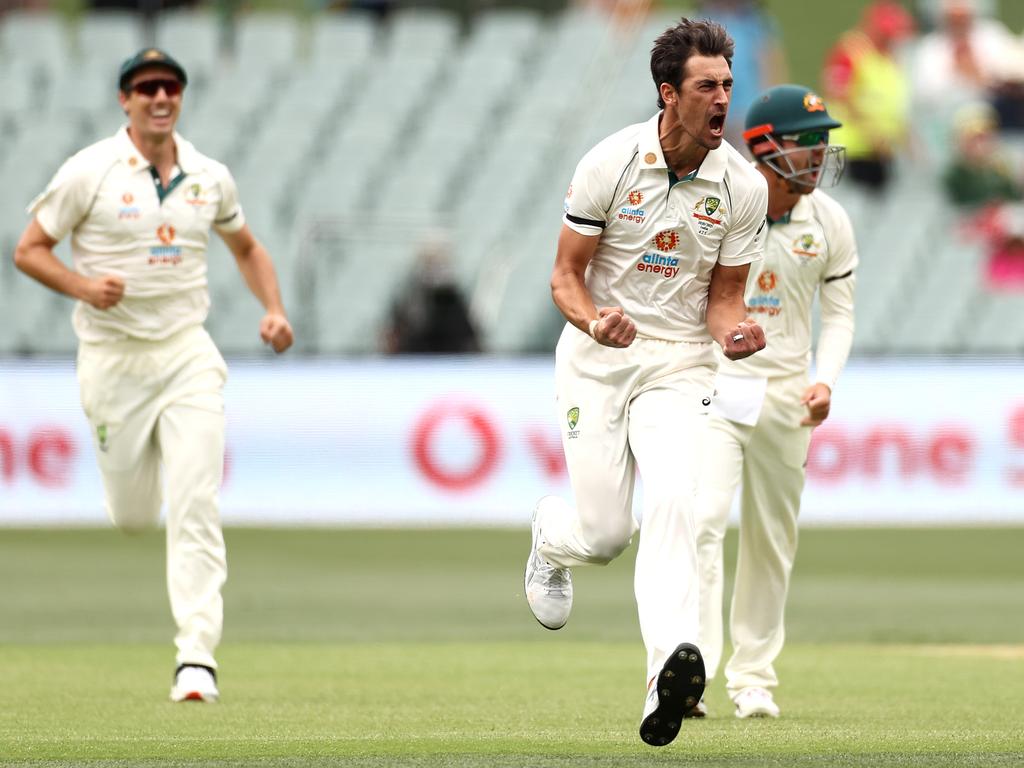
xmin=816 ymin=275 xmax=856 ymax=388
xmin=550 ymin=269 xmax=598 ymax=334
xmin=815 ymin=322 xmax=854 ymax=389
xmin=706 ymin=297 xmax=746 ymax=345
xmin=13 ymin=243 xmax=90 ymax=302
xmin=233 ymin=243 xmax=286 ymax=315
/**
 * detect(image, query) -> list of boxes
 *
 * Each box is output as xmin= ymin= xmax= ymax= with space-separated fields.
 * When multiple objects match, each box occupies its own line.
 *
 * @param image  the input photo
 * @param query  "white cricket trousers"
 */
xmin=539 ymin=324 xmax=716 ymax=685
xmin=695 ymin=372 xmax=812 ymax=696
xmin=76 ymin=325 xmax=228 ymax=669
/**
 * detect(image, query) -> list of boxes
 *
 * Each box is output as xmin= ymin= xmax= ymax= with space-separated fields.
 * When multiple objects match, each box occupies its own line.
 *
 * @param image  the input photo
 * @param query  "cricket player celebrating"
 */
xmin=523 ymin=19 xmax=768 ymax=747
xmin=694 ymin=84 xmax=857 ymax=719
xmin=13 ymin=48 xmax=294 ymax=702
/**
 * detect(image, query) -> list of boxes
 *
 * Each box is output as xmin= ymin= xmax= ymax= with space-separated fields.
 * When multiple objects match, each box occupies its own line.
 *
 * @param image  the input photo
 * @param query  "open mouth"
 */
xmin=709 ymin=114 xmax=725 ymax=137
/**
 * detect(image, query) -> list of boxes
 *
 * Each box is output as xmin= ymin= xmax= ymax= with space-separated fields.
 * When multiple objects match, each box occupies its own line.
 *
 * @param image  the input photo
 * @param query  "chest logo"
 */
xmin=618 ymin=189 xmax=646 ymax=223
xmin=653 ymin=230 xmax=680 ymax=252
xmin=156 ymin=224 xmax=176 ymax=244
xmin=792 ymin=233 xmax=822 ymax=259
xmin=118 ymin=192 xmax=140 ymax=220
xmin=692 ymin=197 xmax=725 ymax=233
xmin=185 ymin=183 xmax=208 ymax=206
xmin=748 ymin=271 xmax=782 ymax=316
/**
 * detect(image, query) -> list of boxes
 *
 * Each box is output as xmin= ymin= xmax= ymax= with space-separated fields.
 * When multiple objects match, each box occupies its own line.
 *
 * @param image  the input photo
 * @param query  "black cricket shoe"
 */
xmin=639 ymin=642 xmax=706 ymax=747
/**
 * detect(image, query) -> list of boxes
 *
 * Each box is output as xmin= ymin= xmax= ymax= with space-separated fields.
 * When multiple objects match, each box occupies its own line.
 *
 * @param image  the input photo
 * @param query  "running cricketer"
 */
xmin=694 ymin=84 xmax=857 ymax=719
xmin=13 ymin=48 xmax=294 ymax=702
xmin=523 ymin=19 xmax=768 ymax=747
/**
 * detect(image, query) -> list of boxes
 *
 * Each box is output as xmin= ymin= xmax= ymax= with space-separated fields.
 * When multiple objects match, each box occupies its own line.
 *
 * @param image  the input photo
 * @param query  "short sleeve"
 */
xmin=717 ymin=173 xmax=768 ymax=267
xmin=562 ymin=152 xmax=611 ymax=237
xmin=213 ymin=166 xmax=246 ymax=234
xmin=27 ymin=156 xmax=96 ymax=242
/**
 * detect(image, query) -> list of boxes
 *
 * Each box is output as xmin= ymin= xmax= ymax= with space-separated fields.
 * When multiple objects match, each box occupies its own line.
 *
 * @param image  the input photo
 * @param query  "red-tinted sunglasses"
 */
xmin=129 ymin=79 xmax=183 ymax=97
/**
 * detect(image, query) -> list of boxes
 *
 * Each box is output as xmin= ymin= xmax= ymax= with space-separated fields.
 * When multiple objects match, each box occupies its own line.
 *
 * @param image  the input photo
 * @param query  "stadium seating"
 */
xmin=0 ymin=7 xmax=1020 ymax=357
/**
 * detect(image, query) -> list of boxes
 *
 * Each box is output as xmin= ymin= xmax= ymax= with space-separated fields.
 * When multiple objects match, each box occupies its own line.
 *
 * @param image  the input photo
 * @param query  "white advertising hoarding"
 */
xmin=1 ymin=358 xmax=1022 ymax=525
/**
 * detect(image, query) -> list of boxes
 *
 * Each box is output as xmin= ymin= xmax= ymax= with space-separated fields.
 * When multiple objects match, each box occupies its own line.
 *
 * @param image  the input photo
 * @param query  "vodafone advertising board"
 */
xmin=1 ymin=358 xmax=1022 ymax=526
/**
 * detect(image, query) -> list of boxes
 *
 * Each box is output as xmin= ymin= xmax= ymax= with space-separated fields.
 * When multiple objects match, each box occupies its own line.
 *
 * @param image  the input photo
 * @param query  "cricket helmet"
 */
xmin=743 ymin=84 xmax=846 ymax=189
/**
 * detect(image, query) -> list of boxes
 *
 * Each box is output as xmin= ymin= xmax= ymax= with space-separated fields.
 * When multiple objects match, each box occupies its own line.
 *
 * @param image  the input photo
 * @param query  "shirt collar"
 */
xmin=788 ymin=194 xmax=813 ymax=222
xmin=115 ymin=125 xmax=201 ymax=174
xmin=639 ymin=111 xmax=728 ymax=183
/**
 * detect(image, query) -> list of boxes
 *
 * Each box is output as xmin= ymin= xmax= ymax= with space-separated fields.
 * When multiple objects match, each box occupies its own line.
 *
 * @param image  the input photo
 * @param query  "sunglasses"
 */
xmin=129 ymin=79 xmax=183 ymax=97
xmin=781 ymin=130 xmax=829 ymax=147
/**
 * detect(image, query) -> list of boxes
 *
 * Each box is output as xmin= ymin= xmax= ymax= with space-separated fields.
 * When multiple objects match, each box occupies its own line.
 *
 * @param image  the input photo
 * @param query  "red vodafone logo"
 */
xmin=0 ymin=426 xmax=78 ymax=488
xmin=411 ymin=401 xmax=502 ymax=491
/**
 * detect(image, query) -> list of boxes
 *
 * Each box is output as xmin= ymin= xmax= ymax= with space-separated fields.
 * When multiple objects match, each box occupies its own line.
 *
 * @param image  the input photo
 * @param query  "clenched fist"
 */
xmin=260 ymin=312 xmax=294 ymax=353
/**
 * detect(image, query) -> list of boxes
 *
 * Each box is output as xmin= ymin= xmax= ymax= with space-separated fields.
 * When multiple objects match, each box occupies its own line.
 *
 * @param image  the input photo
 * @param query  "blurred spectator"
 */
xmin=823 ymin=0 xmax=914 ymax=191
xmin=941 ymin=102 xmax=1022 ymax=209
xmin=990 ymin=45 xmax=1024 ymax=132
xmin=697 ymin=0 xmax=787 ymax=150
xmin=320 ymin=0 xmax=397 ymax=21
xmin=383 ymin=234 xmax=481 ymax=355
xmin=984 ymin=203 xmax=1024 ymax=290
xmin=86 ymin=0 xmax=201 ymax=8
xmin=912 ymin=0 xmax=1017 ymax=109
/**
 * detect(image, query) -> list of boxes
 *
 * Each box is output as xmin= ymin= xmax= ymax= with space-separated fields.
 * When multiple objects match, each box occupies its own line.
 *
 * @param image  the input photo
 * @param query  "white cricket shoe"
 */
xmin=733 ymin=686 xmax=779 ymax=719
xmin=170 ymin=664 xmax=219 ymax=703
xmin=639 ymin=643 xmax=706 ymax=747
xmin=524 ymin=498 xmax=573 ymax=630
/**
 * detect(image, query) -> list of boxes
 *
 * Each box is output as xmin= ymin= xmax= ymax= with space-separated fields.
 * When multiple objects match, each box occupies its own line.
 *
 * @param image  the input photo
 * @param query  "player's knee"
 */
xmin=107 ymin=498 xmax=161 ymax=533
xmin=696 ymin=522 xmax=725 ymax=550
xmin=586 ymin=525 xmax=633 ymax=563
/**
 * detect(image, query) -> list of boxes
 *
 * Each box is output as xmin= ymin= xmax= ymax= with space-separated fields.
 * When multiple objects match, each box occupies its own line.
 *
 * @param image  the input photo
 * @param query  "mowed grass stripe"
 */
xmin=1 ymin=642 xmax=1022 ymax=764
xmin=1 ymin=528 xmax=1022 ymax=765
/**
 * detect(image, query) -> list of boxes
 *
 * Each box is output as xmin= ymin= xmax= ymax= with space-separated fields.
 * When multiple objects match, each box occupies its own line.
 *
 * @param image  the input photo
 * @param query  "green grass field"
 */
xmin=1 ymin=527 xmax=1022 ymax=767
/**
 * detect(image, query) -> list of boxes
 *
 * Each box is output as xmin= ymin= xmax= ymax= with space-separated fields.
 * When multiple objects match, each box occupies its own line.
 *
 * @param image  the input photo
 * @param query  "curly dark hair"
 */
xmin=651 ymin=18 xmax=734 ymax=110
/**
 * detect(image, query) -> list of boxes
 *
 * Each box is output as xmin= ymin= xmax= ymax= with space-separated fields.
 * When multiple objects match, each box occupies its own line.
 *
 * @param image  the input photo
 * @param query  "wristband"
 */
xmin=588 ymin=319 xmax=600 ymax=339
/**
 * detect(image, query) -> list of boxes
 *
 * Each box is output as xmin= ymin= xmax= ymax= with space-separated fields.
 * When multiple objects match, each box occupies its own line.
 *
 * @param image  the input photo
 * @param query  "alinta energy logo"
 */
xmin=618 ymin=189 xmax=646 ymax=223
xmin=564 ymin=184 xmax=573 ymax=213
xmin=118 ymin=191 xmax=140 ymax=220
xmin=757 ymin=270 xmax=777 ymax=292
xmin=749 ymin=270 xmax=781 ymax=316
xmin=150 ymin=224 xmax=183 ymax=265
xmin=156 ymin=224 xmax=175 ymax=244
xmin=653 ymin=229 xmax=679 ymax=253
xmin=638 ymin=230 xmax=681 ymax=280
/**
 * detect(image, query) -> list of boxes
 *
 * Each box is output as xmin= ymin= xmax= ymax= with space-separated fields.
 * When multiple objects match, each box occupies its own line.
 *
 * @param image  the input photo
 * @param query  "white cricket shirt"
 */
xmin=718 ymin=187 xmax=858 ymax=388
xmin=563 ymin=112 xmax=768 ymax=342
xmin=29 ymin=126 xmax=246 ymax=343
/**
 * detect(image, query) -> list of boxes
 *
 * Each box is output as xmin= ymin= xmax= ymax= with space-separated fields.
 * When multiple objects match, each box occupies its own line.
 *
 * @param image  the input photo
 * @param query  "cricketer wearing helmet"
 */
xmin=693 ymin=84 xmax=858 ymax=719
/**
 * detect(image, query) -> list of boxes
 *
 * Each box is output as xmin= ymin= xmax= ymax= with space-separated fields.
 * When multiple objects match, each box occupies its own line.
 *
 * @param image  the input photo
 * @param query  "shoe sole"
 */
xmin=735 ymin=707 xmax=778 ymax=719
xmin=525 ymin=502 xmax=565 ymax=631
xmin=640 ymin=643 xmax=706 ymax=747
xmin=170 ymin=690 xmax=219 ymax=703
